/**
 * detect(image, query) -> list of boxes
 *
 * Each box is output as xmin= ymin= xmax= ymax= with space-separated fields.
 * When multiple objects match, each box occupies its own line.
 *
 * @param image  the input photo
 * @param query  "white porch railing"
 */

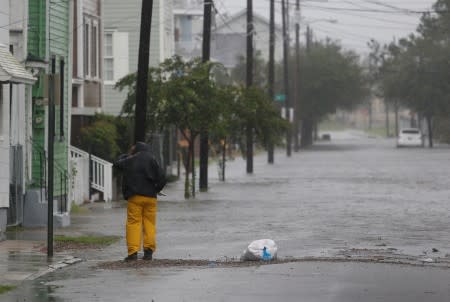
xmin=69 ymin=146 xmax=113 ymax=203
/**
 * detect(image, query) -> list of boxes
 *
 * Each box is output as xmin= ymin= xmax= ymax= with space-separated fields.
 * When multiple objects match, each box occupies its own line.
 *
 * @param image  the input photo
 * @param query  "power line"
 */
xmin=331 ymin=21 xmax=412 ymax=31
xmin=301 ymin=6 xmax=419 ymax=26
xmin=301 ymin=4 xmax=438 ymax=15
xmin=360 ymin=0 xmax=417 ymax=14
xmin=270 ymin=0 xmax=440 ymax=14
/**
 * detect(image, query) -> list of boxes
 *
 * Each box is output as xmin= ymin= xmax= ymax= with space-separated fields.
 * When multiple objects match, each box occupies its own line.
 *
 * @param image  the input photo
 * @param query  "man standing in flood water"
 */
xmin=114 ymin=142 xmax=166 ymax=261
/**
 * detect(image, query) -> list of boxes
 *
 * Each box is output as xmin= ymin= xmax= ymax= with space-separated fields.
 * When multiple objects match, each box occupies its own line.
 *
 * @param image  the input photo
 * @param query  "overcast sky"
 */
xmin=215 ymin=0 xmax=436 ymax=55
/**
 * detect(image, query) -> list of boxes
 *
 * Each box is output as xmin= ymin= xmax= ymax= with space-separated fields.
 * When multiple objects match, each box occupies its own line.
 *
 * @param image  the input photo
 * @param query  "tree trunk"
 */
xmin=394 ymin=99 xmax=399 ymax=137
xmin=301 ymin=118 xmax=314 ymax=147
xmin=190 ymin=140 xmax=196 ymax=198
xmin=418 ymin=113 xmax=423 ymax=132
xmin=410 ymin=112 xmax=417 ymax=128
xmin=426 ymin=115 xmax=433 ymax=148
xmin=183 ymin=146 xmax=191 ymax=199
xmin=293 ymin=118 xmax=300 ymax=152
xmin=385 ymin=99 xmax=390 ymax=137
xmin=313 ymin=121 xmax=318 ymax=141
xmin=222 ymin=138 xmax=226 ymax=181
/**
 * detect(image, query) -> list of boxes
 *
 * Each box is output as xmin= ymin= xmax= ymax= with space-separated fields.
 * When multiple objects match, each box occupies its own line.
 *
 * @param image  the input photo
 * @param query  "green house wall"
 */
xmin=28 ymin=0 xmax=70 ymax=198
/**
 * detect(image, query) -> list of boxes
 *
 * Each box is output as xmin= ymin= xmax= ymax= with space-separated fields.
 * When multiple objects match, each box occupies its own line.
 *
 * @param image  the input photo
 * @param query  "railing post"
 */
xmin=88 ymin=149 xmax=92 ymax=201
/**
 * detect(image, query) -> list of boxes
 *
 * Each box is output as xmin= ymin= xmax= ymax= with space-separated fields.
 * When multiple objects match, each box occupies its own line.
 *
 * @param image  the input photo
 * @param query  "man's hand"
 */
xmin=128 ymin=145 xmax=136 ymax=155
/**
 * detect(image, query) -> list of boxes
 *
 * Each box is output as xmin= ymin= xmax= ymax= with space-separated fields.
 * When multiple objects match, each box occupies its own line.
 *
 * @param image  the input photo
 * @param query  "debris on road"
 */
xmin=241 ymin=239 xmax=278 ymax=261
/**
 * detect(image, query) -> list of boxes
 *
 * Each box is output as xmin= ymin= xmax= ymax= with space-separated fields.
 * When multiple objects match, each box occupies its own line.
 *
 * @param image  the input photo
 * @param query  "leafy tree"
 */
xmin=374 ymin=0 xmax=450 ymax=146
xmin=116 ymin=56 xmax=226 ymax=198
xmin=158 ymin=57 xmax=225 ymax=198
xmin=230 ymin=50 xmax=269 ymax=89
xmin=115 ymin=67 xmax=163 ymax=136
xmin=293 ymin=41 xmax=368 ymax=146
xmin=79 ymin=119 xmax=120 ymax=162
xmin=233 ymin=86 xmax=288 ymax=153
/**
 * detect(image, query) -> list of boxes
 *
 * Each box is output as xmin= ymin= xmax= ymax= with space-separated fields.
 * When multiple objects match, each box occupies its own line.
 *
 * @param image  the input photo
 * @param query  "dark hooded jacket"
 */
xmin=114 ymin=142 xmax=166 ymax=200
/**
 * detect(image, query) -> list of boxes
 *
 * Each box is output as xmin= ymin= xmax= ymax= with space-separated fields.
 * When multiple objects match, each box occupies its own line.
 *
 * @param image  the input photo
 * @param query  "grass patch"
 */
xmin=319 ymin=120 xmax=348 ymax=131
xmin=70 ymin=203 xmax=90 ymax=214
xmin=366 ymin=127 xmax=389 ymax=138
xmin=55 ymin=235 xmax=120 ymax=245
xmin=0 ymin=285 xmax=16 ymax=295
xmin=54 ymin=235 xmax=120 ymax=252
xmin=6 ymin=225 xmax=25 ymax=232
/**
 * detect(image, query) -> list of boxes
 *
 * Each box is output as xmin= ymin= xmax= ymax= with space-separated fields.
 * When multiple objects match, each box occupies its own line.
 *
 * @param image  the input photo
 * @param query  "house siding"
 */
xmin=84 ymin=0 xmax=100 ymax=16
xmin=0 ymin=0 xmax=9 ymax=211
xmin=28 ymin=0 xmax=47 ymax=186
xmin=29 ymin=0 xmax=70 ymax=198
xmin=49 ymin=0 xmax=70 ymax=197
xmin=212 ymin=12 xmax=283 ymax=69
xmin=0 ymin=84 xmax=10 ymax=209
xmin=103 ymin=0 xmax=172 ymax=116
xmin=28 ymin=0 xmax=47 ymax=60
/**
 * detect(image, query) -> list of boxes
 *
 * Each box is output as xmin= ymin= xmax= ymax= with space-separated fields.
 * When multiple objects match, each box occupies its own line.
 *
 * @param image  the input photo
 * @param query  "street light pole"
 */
xmin=47 ymin=57 xmax=56 ymax=258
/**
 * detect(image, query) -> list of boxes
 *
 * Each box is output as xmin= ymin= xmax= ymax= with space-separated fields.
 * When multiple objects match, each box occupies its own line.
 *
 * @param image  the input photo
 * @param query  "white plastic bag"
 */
xmin=241 ymin=239 xmax=278 ymax=261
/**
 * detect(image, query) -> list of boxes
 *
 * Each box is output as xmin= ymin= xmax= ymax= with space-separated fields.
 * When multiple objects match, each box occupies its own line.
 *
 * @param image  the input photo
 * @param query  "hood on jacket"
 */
xmin=134 ymin=142 xmax=151 ymax=153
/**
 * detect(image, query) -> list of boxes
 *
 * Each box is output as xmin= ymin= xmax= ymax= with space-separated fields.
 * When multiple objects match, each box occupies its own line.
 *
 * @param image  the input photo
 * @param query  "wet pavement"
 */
xmin=2 ymin=130 xmax=450 ymax=301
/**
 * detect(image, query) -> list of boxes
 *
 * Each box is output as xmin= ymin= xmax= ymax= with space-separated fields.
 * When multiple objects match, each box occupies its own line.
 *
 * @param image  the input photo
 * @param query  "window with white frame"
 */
xmin=104 ymin=32 xmax=114 ymax=81
xmin=84 ymin=17 xmax=100 ymax=79
xmin=84 ymin=21 xmax=90 ymax=77
xmin=91 ymin=21 xmax=98 ymax=78
xmin=104 ymin=31 xmax=129 ymax=84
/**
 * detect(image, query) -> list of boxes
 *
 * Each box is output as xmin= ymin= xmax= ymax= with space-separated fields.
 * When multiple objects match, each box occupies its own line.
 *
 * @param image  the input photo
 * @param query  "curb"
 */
xmin=26 ymin=256 xmax=83 ymax=281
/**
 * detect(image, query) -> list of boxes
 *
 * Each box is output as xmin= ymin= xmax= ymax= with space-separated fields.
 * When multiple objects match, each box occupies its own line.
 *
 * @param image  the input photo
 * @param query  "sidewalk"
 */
xmin=0 ymin=236 xmax=81 ymax=286
xmin=0 ymin=200 xmax=123 ymax=287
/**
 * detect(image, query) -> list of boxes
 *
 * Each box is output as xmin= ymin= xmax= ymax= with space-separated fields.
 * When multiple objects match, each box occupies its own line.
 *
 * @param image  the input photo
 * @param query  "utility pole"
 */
xmin=134 ymin=0 xmax=153 ymax=143
xmin=47 ymin=57 xmax=56 ymax=257
xmin=267 ymin=0 xmax=275 ymax=164
xmin=246 ymin=0 xmax=254 ymax=174
xmin=301 ymin=26 xmax=312 ymax=147
xmin=294 ymin=0 xmax=301 ymax=152
xmin=200 ymin=0 xmax=213 ymax=191
xmin=281 ymin=0 xmax=292 ymax=156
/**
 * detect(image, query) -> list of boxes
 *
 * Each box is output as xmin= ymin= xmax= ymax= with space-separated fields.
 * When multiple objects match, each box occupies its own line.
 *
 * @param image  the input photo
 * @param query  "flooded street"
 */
xmin=156 ymin=131 xmax=450 ymax=260
xmin=4 ymin=131 xmax=450 ymax=301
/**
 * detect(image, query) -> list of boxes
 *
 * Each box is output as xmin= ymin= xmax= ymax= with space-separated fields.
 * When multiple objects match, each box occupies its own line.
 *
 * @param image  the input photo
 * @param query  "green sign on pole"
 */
xmin=275 ymin=94 xmax=286 ymax=102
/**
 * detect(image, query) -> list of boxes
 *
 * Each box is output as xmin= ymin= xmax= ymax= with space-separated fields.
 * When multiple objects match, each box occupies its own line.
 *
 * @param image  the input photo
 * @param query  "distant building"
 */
xmin=102 ymin=0 xmax=174 ymax=116
xmin=70 ymin=0 xmax=104 ymax=146
xmin=173 ymin=0 xmax=207 ymax=60
xmin=212 ymin=9 xmax=283 ymax=69
xmin=172 ymin=5 xmax=283 ymax=70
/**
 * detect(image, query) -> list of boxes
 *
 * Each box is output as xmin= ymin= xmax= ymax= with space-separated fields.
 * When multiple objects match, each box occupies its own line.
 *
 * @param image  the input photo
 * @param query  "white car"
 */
xmin=397 ymin=128 xmax=424 ymax=147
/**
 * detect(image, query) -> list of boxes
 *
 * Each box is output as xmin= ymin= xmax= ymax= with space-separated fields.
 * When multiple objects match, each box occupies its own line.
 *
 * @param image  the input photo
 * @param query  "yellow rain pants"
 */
xmin=126 ymin=195 xmax=157 ymax=255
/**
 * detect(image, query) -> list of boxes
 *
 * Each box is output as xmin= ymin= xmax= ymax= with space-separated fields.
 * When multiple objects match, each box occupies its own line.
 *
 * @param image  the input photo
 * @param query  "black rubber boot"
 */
xmin=143 ymin=249 xmax=153 ymax=260
xmin=124 ymin=252 xmax=138 ymax=262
